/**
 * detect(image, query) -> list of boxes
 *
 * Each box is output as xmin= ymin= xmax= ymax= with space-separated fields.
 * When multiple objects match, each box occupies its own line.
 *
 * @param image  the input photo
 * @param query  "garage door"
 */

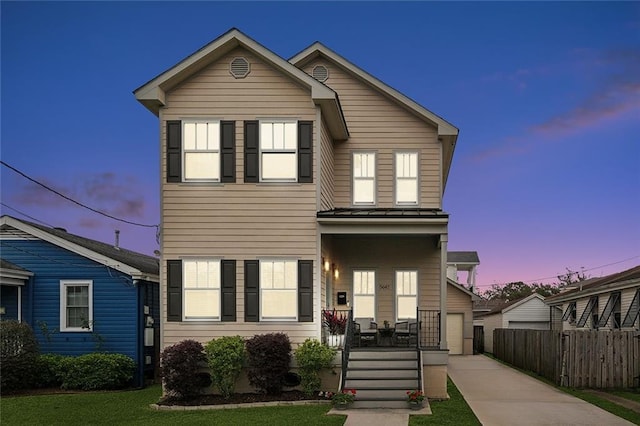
xmin=447 ymin=313 xmax=464 ymax=355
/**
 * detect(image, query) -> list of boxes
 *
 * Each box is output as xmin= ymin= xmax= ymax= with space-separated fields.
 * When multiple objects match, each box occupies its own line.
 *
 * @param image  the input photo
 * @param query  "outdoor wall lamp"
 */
xmin=323 ymin=257 xmax=330 ymax=272
xmin=333 ymin=263 xmax=339 ymax=280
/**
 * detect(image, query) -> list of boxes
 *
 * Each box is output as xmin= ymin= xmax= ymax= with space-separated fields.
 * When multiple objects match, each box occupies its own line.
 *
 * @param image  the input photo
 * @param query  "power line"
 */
xmin=476 ymin=255 xmax=640 ymax=288
xmin=1 ymin=160 xmax=158 ymax=229
xmin=0 ymin=202 xmax=55 ymax=228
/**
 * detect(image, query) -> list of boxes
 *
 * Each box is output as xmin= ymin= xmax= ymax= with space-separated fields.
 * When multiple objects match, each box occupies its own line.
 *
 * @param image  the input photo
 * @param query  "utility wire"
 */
xmin=1 ymin=160 xmax=158 ymax=229
xmin=476 ymin=255 xmax=640 ymax=288
xmin=0 ymin=202 xmax=55 ymax=228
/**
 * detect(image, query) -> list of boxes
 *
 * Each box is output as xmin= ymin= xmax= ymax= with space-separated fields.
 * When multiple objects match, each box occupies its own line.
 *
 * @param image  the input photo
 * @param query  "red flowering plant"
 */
xmin=332 ymin=388 xmax=357 ymax=404
xmin=406 ymin=390 xmax=425 ymax=403
xmin=322 ymin=310 xmax=347 ymax=335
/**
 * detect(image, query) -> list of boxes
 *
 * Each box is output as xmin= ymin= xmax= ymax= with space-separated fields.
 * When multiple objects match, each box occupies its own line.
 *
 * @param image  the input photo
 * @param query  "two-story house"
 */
xmin=134 ymin=28 xmax=459 ymax=402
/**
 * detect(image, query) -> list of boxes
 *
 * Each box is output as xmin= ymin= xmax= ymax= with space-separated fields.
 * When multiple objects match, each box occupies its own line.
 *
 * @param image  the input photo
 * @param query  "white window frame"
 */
xmin=259 ymin=120 xmax=298 ymax=182
xmin=395 ymin=152 xmax=419 ymax=205
xmin=352 ymin=152 xmax=376 ymax=205
xmin=260 ymin=259 xmax=298 ymax=321
xmin=182 ymin=120 xmax=221 ymax=182
xmin=60 ymin=280 xmax=93 ymax=332
xmin=183 ymin=259 xmax=221 ymax=321
xmin=353 ymin=270 xmax=376 ymax=320
xmin=396 ymin=270 xmax=418 ymax=321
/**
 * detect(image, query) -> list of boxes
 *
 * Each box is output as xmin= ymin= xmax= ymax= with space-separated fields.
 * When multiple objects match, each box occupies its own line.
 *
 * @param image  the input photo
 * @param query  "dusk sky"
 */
xmin=2 ymin=2 xmax=639 ymax=291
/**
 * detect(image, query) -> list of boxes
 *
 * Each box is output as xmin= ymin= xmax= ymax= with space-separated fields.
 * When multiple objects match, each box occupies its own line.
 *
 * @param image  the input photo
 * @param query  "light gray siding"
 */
xmin=503 ymin=297 xmax=550 ymax=326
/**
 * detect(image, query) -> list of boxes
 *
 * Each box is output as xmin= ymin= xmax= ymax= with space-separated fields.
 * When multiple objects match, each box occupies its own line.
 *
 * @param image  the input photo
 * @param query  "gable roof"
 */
xmin=478 ymin=293 xmax=545 ymax=317
xmin=448 ymin=278 xmax=481 ymax=301
xmin=0 ymin=216 xmax=158 ymax=281
xmin=289 ymin=42 xmax=459 ymax=189
xmin=448 ymin=251 xmax=480 ymax=264
xmin=545 ymin=265 xmax=640 ymax=305
xmin=134 ymin=28 xmax=348 ymax=140
xmin=0 ymin=258 xmax=33 ymax=284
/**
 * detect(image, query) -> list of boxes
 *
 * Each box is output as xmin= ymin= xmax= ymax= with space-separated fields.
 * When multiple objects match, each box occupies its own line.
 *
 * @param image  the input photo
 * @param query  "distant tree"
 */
xmin=556 ymin=267 xmax=588 ymax=286
xmin=482 ymin=281 xmax=562 ymax=301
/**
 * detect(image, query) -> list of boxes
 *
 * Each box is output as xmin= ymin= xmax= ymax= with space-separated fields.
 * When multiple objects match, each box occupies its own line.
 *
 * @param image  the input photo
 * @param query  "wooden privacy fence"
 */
xmin=493 ymin=329 xmax=640 ymax=389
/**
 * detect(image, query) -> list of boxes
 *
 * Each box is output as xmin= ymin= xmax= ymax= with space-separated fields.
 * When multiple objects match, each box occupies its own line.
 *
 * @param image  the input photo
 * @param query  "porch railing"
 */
xmin=341 ymin=310 xmax=354 ymax=390
xmin=417 ymin=309 xmax=441 ymax=349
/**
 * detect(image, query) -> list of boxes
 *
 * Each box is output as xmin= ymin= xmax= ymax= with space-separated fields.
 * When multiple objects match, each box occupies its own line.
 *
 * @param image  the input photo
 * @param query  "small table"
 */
xmin=378 ymin=327 xmax=395 ymax=347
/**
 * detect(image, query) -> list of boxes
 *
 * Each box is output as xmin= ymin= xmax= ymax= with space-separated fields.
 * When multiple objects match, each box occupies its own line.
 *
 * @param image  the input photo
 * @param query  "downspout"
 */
xmin=439 ymin=234 xmax=448 ymax=350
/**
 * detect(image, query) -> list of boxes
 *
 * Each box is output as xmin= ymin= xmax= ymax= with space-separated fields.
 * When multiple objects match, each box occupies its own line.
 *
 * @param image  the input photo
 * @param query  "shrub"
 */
xmin=60 ymin=353 xmax=135 ymax=390
xmin=245 ymin=333 xmax=291 ymax=395
xmin=0 ymin=320 xmax=39 ymax=391
xmin=205 ymin=336 xmax=245 ymax=399
xmin=34 ymin=353 xmax=71 ymax=388
xmin=160 ymin=339 xmax=208 ymax=400
xmin=294 ymin=339 xmax=337 ymax=396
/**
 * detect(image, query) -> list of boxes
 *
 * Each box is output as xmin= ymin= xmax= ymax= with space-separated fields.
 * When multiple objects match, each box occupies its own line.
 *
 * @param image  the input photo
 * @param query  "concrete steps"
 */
xmin=344 ymin=349 xmax=421 ymax=409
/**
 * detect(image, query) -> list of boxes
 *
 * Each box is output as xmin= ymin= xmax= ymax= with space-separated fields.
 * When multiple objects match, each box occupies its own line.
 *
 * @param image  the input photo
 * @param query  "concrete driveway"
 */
xmin=448 ymin=355 xmax=635 ymax=426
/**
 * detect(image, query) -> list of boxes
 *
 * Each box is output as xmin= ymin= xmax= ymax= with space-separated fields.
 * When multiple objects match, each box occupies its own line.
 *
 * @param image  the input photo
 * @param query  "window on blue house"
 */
xmin=60 ymin=280 xmax=93 ymax=331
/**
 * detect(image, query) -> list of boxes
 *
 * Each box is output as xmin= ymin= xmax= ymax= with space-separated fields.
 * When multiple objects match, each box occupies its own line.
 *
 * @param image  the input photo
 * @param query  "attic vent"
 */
xmin=230 ymin=57 xmax=250 ymax=78
xmin=312 ymin=65 xmax=329 ymax=82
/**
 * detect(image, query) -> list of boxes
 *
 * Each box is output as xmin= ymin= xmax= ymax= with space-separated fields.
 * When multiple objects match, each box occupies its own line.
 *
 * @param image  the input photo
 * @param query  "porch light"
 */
xmin=333 ymin=264 xmax=339 ymax=280
xmin=323 ymin=258 xmax=330 ymax=272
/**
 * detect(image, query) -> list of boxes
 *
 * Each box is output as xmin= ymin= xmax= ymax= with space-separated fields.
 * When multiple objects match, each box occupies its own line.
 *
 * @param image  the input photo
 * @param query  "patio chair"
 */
xmin=393 ymin=319 xmax=418 ymax=346
xmin=353 ymin=317 xmax=378 ymax=347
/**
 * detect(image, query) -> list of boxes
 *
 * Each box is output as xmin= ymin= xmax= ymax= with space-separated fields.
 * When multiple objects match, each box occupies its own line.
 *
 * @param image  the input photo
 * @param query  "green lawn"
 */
xmin=0 ymin=386 xmax=345 ymax=426
xmin=410 ymin=378 xmax=481 ymax=425
xmin=1 ymin=379 xmax=483 ymax=426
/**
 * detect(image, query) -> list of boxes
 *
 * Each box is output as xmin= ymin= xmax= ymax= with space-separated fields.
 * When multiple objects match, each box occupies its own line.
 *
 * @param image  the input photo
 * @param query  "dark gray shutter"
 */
xmin=167 ymin=260 xmax=182 ymax=322
xmin=244 ymin=121 xmax=259 ymax=183
xmin=244 ymin=260 xmax=259 ymax=322
xmin=167 ymin=121 xmax=182 ymax=182
xmin=298 ymin=121 xmax=313 ymax=183
xmin=298 ymin=260 xmax=313 ymax=322
xmin=220 ymin=121 xmax=236 ymax=183
xmin=221 ymin=260 xmax=236 ymax=322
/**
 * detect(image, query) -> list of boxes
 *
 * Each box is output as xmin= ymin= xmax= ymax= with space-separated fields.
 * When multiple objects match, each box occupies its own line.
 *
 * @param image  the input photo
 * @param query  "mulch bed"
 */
xmin=159 ymin=390 xmax=327 ymax=406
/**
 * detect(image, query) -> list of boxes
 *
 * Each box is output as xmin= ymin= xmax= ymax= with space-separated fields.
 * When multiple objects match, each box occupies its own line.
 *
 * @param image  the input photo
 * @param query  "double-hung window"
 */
xmin=60 ymin=280 xmax=93 ymax=331
xmin=396 ymin=271 xmax=417 ymax=320
xmin=260 ymin=121 xmax=297 ymax=181
xmin=395 ymin=152 xmax=418 ymax=205
xmin=353 ymin=270 xmax=376 ymax=319
xmin=183 ymin=121 xmax=220 ymax=181
xmin=260 ymin=260 xmax=297 ymax=320
xmin=183 ymin=260 xmax=221 ymax=320
xmin=353 ymin=152 xmax=376 ymax=205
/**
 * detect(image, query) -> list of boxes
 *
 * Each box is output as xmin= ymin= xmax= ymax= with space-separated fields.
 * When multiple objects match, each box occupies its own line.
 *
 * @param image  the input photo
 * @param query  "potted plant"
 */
xmin=322 ymin=310 xmax=347 ymax=347
xmin=406 ymin=389 xmax=425 ymax=410
xmin=331 ymin=388 xmax=356 ymax=410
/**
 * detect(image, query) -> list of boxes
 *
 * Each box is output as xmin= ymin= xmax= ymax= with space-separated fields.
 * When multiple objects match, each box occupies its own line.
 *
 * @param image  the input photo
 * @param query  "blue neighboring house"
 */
xmin=0 ymin=215 xmax=160 ymax=387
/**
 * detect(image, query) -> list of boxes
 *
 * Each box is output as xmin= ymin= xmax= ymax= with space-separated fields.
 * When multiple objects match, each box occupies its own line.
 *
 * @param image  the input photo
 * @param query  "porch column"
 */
xmin=439 ymin=234 xmax=448 ymax=350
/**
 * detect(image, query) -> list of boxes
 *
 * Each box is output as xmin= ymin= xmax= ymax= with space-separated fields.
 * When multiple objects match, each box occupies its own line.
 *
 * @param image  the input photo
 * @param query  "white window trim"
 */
xmin=352 ymin=152 xmax=377 ymax=206
xmin=259 ymin=258 xmax=298 ymax=321
xmin=182 ymin=119 xmax=221 ymax=182
xmin=395 ymin=270 xmax=418 ymax=321
xmin=394 ymin=151 xmax=419 ymax=206
xmin=353 ymin=269 xmax=376 ymax=320
xmin=259 ymin=120 xmax=298 ymax=183
xmin=182 ymin=259 xmax=222 ymax=321
xmin=60 ymin=280 xmax=93 ymax=332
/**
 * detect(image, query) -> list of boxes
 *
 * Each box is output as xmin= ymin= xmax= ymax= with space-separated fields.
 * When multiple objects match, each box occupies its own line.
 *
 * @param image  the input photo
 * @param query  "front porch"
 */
xmin=321 ymin=308 xmax=449 ymax=402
